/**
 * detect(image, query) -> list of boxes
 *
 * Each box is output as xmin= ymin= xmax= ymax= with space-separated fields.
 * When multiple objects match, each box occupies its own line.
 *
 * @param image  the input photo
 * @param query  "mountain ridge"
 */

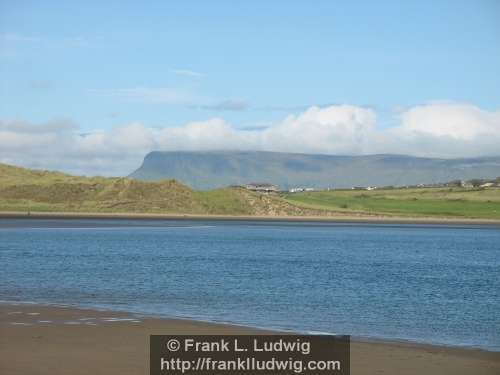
xmin=130 ymin=151 xmax=500 ymax=190
xmin=2 ymin=162 xmax=499 ymax=220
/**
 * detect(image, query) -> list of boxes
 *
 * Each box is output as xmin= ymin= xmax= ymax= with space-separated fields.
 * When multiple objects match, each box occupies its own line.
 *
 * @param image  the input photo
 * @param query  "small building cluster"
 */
xmin=288 ymin=187 xmax=315 ymax=193
xmin=352 ymin=186 xmax=376 ymax=191
xmin=242 ymin=177 xmax=500 ymax=194
xmin=245 ymin=183 xmax=280 ymax=193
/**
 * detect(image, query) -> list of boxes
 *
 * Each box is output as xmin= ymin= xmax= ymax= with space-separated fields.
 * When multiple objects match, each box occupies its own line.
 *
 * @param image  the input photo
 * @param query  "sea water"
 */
xmin=1 ymin=218 xmax=499 ymax=351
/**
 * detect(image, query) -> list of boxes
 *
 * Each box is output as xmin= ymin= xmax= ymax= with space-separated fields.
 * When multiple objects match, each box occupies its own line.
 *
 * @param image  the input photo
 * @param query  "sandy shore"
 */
xmin=1 ymin=211 xmax=500 ymax=226
xmin=1 ymin=303 xmax=499 ymax=375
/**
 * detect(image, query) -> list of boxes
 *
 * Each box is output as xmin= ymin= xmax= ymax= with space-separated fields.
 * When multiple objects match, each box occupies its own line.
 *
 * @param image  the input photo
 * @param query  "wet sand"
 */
xmin=1 ymin=303 xmax=499 ymax=375
xmin=1 ymin=211 xmax=500 ymax=226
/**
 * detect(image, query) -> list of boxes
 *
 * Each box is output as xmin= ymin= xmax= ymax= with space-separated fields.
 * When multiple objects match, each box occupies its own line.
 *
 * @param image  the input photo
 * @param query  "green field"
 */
xmin=2 ymin=163 xmax=500 ymax=219
xmin=282 ymin=187 xmax=500 ymax=219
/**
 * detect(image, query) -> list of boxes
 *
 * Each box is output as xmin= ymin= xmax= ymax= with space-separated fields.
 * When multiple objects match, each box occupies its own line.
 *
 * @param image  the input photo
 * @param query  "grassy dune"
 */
xmin=1 ymin=163 xmax=499 ymax=219
xmin=0 ymin=163 xmax=312 ymax=216
xmin=283 ymin=187 xmax=500 ymax=219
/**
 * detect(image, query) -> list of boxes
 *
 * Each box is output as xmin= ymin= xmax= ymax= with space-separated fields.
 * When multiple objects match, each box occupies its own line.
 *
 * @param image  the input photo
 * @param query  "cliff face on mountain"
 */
xmin=130 ymin=151 xmax=500 ymax=190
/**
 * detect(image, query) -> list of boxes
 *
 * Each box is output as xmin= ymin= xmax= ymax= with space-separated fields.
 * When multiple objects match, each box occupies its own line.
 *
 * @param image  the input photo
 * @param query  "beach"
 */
xmin=1 ymin=303 xmax=499 ymax=375
xmin=2 ymin=211 xmax=500 ymax=226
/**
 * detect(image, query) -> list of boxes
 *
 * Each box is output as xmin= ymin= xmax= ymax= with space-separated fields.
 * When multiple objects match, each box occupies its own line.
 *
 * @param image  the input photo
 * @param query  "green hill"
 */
xmin=0 ymin=163 xmax=317 ymax=216
xmin=1 ymin=163 xmax=499 ymax=220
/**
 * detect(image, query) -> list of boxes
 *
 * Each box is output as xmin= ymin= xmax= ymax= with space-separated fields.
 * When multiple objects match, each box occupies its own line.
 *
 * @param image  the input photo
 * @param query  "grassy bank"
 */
xmin=282 ymin=187 xmax=500 ymax=219
xmin=0 ymin=163 xmax=316 ymax=217
xmin=2 ymin=163 xmax=500 ymax=219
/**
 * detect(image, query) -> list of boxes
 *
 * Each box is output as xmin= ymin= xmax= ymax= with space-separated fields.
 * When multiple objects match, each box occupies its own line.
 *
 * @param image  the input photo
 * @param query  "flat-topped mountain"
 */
xmin=2 ymin=162 xmax=499 ymax=219
xmin=130 ymin=151 xmax=500 ymax=190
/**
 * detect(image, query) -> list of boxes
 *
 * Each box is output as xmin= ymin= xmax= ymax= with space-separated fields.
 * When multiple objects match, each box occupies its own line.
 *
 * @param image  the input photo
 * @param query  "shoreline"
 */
xmin=2 ymin=210 xmax=500 ymax=226
xmin=1 ymin=302 xmax=499 ymax=375
xmin=2 ymin=300 xmax=498 ymax=354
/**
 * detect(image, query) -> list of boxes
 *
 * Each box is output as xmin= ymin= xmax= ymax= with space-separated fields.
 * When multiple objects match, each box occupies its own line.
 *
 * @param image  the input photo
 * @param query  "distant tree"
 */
xmin=468 ymin=179 xmax=484 ymax=187
xmin=447 ymin=180 xmax=462 ymax=187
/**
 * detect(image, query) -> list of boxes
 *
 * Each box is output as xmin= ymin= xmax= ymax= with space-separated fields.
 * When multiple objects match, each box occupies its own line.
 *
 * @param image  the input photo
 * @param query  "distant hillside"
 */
xmin=130 ymin=151 xmax=500 ymax=190
xmin=0 ymin=163 xmax=321 ymax=216
xmin=2 ymin=163 xmax=499 ymax=220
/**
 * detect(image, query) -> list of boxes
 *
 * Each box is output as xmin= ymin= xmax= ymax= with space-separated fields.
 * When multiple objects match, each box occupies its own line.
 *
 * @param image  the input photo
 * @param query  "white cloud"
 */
xmin=0 ymin=33 xmax=42 ymax=43
xmin=397 ymin=102 xmax=500 ymax=140
xmin=90 ymin=87 xmax=249 ymax=111
xmin=200 ymin=99 xmax=250 ymax=111
xmin=90 ymin=87 xmax=192 ymax=104
xmin=260 ymin=105 xmax=377 ymax=154
xmin=171 ymin=69 xmax=204 ymax=78
xmin=382 ymin=102 xmax=500 ymax=157
xmin=1 ymin=102 xmax=499 ymax=176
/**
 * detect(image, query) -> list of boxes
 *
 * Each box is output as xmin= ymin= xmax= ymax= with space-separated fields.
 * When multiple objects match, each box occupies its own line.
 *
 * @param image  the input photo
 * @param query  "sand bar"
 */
xmin=1 ymin=211 xmax=500 ymax=226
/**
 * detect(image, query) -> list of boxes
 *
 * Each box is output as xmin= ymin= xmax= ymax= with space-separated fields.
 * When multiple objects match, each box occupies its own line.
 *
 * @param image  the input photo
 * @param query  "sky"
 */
xmin=1 ymin=0 xmax=499 ymax=175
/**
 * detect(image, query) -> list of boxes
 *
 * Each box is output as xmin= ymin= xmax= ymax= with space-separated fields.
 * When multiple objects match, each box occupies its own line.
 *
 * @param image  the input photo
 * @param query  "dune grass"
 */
xmin=2 ymin=163 xmax=500 ymax=219
xmin=0 ymin=163 xmax=289 ymax=216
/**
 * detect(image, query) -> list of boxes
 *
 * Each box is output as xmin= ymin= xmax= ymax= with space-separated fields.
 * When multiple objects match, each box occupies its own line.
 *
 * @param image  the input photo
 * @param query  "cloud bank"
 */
xmin=1 ymin=102 xmax=499 ymax=176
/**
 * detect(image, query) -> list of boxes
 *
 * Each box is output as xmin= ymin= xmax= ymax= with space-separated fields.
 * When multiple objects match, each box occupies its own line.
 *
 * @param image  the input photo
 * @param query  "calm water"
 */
xmin=1 ymin=218 xmax=499 ymax=350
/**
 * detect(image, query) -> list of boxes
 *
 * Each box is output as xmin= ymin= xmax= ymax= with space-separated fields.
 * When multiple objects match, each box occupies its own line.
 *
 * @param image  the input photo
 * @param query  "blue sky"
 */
xmin=1 ymin=1 xmax=499 ymax=175
xmin=2 ymin=0 xmax=499 ymax=130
